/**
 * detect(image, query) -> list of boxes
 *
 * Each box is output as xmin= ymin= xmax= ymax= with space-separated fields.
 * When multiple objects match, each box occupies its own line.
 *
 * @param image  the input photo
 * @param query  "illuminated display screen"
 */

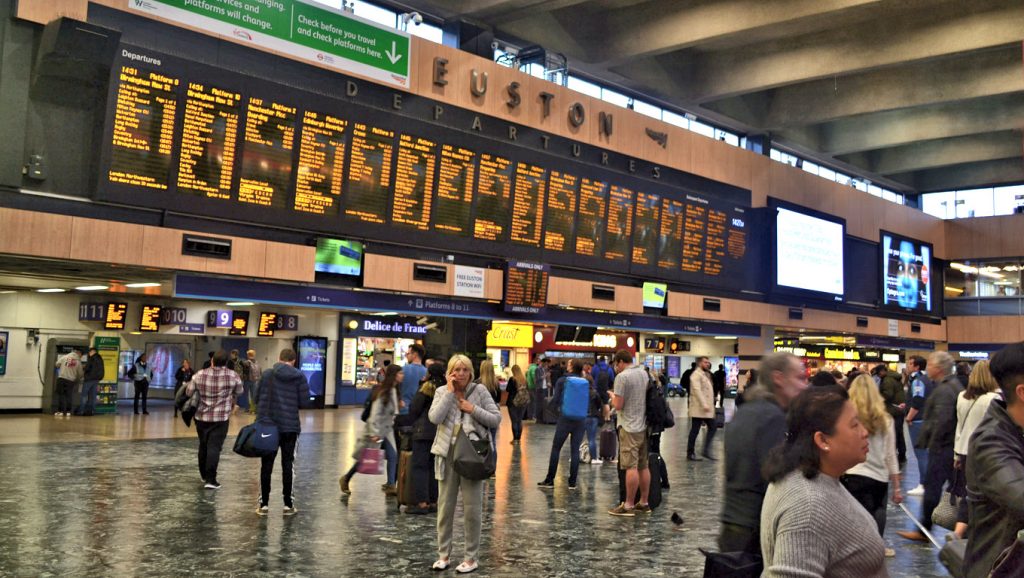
xmin=237 ymin=97 xmax=296 ymax=208
xmin=474 ymin=153 xmax=513 ymax=242
xmin=774 ymin=201 xmax=844 ymax=301
xmin=294 ymin=109 xmax=348 ymax=216
xmin=176 ymin=81 xmax=242 ymax=200
xmin=107 ymin=65 xmax=179 ymax=190
xmin=510 ymin=162 xmax=547 ymax=247
xmin=139 ymin=305 xmax=162 ymax=332
xmin=392 ymin=134 xmax=437 ymax=231
xmin=315 ymin=238 xmax=363 ymax=276
xmin=258 ymin=312 xmax=278 ymax=337
xmin=632 ymin=192 xmax=660 ymax=266
xmin=682 ymin=200 xmax=707 ymax=273
xmin=104 ymin=303 xmax=128 ymax=330
xmin=643 ymin=282 xmax=667 ymax=309
xmin=229 ymin=310 xmax=250 ymax=336
xmin=658 ymin=198 xmax=684 ymax=270
xmin=576 ymin=178 xmax=608 ymax=257
xmin=881 ymin=232 xmax=932 ymax=313
xmin=345 ymin=123 xmax=394 ymax=224
xmin=544 ymin=170 xmax=577 ymax=252
xmin=433 ymin=144 xmax=475 ymax=236
xmin=604 ymin=185 xmax=634 ymax=261
xmin=504 ymin=261 xmax=550 ymax=314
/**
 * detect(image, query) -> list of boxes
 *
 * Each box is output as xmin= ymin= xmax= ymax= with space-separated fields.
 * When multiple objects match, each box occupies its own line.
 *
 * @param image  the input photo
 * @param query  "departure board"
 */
xmin=104 ymin=303 xmax=128 ymax=330
xmin=294 ymin=110 xmax=348 ymax=216
xmin=632 ymin=192 xmax=660 ymax=266
xmin=576 ymin=178 xmax=608 ymax=257
xmin=229 ymin=310 xmax=250 ymax=336
xmin=682 ymin=200 xmax=707 ymax=273
xmin=504 ymin=261 xmax=550 ymax=314
xmin=510 ymin=163 xmax=547 ymax=247
xmin=392 ymin=134 xmax=437 ymax=231
xmin=544 ymin=171 xmax=578 ymax=252
xmin=658 ymin=199 xmax=684 ymax=270
xmin=257 ymin=312 xmax=277 ymax=337
xmin=704 ymin=209 xmax=727 ymax=276
xmin=433 ymin=144 xmax=475 ymax=236
xmin=139 ymin=305 xmax=162 ymax=332
xmin=237 ymin=97 xmax=296 ymax=208
xmin=345 ymin=123 xmax=394 ymax=224
xmin=604 ymin=185 xmax=634 ymax=261
xmin=474 ymin=153 xmax=513 ymax=242
xmin=728 ymin=216 xmax=748 ymax=260
xmin=177 ymin=82 xmax=242 ymax=199
xmin=107 ymin=65 xmax=179 ymax=190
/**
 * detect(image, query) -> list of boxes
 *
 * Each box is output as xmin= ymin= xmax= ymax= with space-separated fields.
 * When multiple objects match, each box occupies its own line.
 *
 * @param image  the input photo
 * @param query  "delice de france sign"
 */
xmin=130 ymin=0 xmax=411 ymax=88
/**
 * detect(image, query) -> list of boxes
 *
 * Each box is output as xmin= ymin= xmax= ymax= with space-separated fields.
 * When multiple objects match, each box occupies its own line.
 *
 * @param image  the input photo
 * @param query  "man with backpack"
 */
xmin=687 ymin=356 xmax=717 ymax=461
xmin=537 ymin=359 xmax=591 ymax=490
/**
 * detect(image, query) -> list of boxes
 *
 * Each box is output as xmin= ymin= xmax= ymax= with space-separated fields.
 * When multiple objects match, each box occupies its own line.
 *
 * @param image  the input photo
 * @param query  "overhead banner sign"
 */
xmin=454 ymin=266 xmax=486 ymax=299
xmin=128 ymin=0 xmax=412 ymax=87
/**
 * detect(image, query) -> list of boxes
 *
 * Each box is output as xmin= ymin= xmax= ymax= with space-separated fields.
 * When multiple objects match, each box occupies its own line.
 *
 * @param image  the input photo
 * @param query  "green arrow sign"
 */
xmin=128 ymin=0 xmax=411 ymax=88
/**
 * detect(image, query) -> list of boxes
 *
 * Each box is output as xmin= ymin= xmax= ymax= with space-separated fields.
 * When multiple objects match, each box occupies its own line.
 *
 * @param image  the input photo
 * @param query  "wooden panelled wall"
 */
xmin=947 ymin=316 xmax=1022 ymax=344
xmin=0 ymin=207 xmax=314 ymax=282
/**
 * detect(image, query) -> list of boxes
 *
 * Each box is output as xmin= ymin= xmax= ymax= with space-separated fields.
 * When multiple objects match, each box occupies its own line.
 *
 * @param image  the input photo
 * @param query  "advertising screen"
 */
xmin=314 ymin=238 xmax=364 ymax=276
xmin=144 ymin=342 xmax=192 ymax=389
xmin=666 ymin=356 xmax=681 ymax=379
xmin=881 ymin=232 xmax=933 ymax=313
xmin=772 ymin=200 xmax=845 ymax=301
xmin=642 ymin=282 xmax=668 ymax=309
xmin=296 ymin=336 xmax=328 ymax=405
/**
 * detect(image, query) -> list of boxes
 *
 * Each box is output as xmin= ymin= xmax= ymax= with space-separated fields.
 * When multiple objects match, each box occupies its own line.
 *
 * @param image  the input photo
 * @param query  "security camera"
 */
xmin=411 ymin=12 xmax=423 ymax=25
xmin=491 ymin=41 xmax=500 ymax=51
xmin=400 ymin=12 xmax=422 ymax=28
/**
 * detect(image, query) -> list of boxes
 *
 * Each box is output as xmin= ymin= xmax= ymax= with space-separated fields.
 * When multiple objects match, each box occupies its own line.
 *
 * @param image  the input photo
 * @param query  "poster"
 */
xmin=145 ymin=342 xmax=193 ymax=389
xmin=0 ymin=331 xmax=8 ymax=375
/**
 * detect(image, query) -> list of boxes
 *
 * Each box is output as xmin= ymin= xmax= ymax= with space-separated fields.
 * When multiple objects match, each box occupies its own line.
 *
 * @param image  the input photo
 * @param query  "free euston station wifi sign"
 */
xmin=128 ymin=0 xmax=411 ymax=87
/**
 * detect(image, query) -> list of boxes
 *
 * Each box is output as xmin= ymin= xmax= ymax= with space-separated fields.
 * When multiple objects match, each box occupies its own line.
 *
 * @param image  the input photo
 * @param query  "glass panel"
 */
xmin=853 ymin=180 xmax=868 ymax=192
xmin=868 ymin=185 xmax=883 ymax=197
xmin=922 ymin=191 xmax=954 ymax=218
xmin=955 ymin=188 xmax=994 ymax=218
xmin=994 ymin=184 xmax=1024 ymax=216
xmin=690 ymin=120 xmax=715 ymax=138
xmin=882 ymin=190 xmax=899 ymax=203
xmin=663 ymin=110 xmax=689 ymax=129
xmin=835 ymin=173 xmax=851 ymax=186
xmin=770 ymin=148 xmax=783 ymax=162
xmin=350 ymin=0 xmax=397 ymax=26
xmin=819 ymin=166 xmax=836 ymax=181
xmin=945 ymin=261 xmax=973 ymax=297
xmin=313 ymin=0 xmax=343 ymax=8
xmin=601 ymin=88 xmax=630 ymax=108
xmin=567 ymin=76 xmax=602 ymax=99
xmin=720 ymin=131 xmax=740 ymax=146
xmin=632 ymin=100 xmax=662 ymax=120
xmin=410 ymin=23 xmax=444 ymax=43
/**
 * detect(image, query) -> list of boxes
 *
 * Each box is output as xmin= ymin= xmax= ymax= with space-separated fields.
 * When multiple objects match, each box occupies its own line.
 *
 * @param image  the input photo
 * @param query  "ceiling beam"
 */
xmin=839 ymin=131 xmax=1023 ymax=176
xmin=892 ymin=158 xmax=1024 ymax=192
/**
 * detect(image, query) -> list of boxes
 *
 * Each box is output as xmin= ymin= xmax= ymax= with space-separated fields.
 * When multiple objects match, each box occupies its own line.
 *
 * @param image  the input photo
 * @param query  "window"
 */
xmin=922 ymin=191 xmax=954 ymax=218
xmin=662 ymin=110 xmax=689 ymax=129
xmin=690 ymin=119 xmax=715 ymax=138
xmin=852 ymin=180 xmax=869 ymax=192
xmin=410 ymin=22 xmax=443 ymax=44
xmin=718 ymin=130 xmax=740 ymax=146
xmin=868 ymin=185 xmax=883 ymax=197
xmin=567 ymin=76 xmax=602 ymax=99
xmin=818 ymin=166 xmax=836 ymax=181
xmin=632 ymin=99 xmax=662 ymax=120
xmin=955 ymin=188 xmax=994 ymax=218
xmin=802 ymin=161 xmax=819 ymax=176
xmin=882 ymin=190 xmax=900 ymax=203
xmin=349 ymin=0 xmax=397 ymax=27
xmin=601 ymin=88 xmax=630 ymax=109
xmin=835 ymin=173 xmax=851 ymax=186
xmin=994 ymin=184 xmax=1024 ymax=216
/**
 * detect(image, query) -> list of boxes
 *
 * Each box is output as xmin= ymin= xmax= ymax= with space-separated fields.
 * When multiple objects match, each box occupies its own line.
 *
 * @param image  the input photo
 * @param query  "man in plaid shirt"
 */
xmin=186 ymin=350 xmax=244 ymax=489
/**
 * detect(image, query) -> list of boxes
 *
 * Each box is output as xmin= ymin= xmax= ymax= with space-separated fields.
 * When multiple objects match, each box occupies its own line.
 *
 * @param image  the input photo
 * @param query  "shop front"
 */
xmin=485 ymin=322 xmax=535 ymax=377
xmin=530 ymin=326 xmax=637 ymax=371
xmin=773 ymin=340 xmax=904 ymax=375
xmin=337 ymin=314 xmax=428 ymax=406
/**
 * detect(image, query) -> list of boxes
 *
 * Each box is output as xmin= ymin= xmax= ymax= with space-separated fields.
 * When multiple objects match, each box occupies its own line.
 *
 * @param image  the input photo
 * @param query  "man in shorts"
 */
xmin=608 ymin=349 xmax=650 ymax=516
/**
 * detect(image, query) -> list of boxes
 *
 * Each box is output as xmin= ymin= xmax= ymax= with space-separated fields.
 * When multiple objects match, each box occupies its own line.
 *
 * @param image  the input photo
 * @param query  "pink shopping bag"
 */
xmin=356 ymin=446 xmax=385 ymax=475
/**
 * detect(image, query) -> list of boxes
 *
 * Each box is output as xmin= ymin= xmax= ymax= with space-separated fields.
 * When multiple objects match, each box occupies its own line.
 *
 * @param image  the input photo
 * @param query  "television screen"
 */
xmin=642 ymin=282 xmax=668 ymax=309
xmin=144 ymin=342 xmax=192 ymax=390
xmin=554 ymin=325 xmax=578 ymax=342
xmin=773 ymin=200 xmax=845 ymax=301
xmin=314 ymin=238 xmax=364 ymax=276
xmin=666 ymin=356 xmax=681 ymax=379
xmin=881 ymin=232 xmax=933 ymax=313
xmin=575 ymin=326 xmax=597 ymax=342
xmin=296 ymin=336 xmax=328 ymax=404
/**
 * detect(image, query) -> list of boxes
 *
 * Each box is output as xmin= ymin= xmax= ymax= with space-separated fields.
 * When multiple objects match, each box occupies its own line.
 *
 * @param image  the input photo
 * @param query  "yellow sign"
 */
xmin=487 ymin=323 xmax=534 ymax=348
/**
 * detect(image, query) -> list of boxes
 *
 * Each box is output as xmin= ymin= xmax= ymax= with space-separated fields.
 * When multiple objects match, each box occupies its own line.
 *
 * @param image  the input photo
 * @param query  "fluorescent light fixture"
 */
xmin=944 ymin=286 xmax=965 ymax=294
xmin=75 ymin=285 xmax=109 ymax=291
xmin=129 ymin=331 xmax=142 ymax=335
xmin=371 ymin=311 xmax=398 ymax=316
xmin=36 ymin=288 xmax=66 ymax=293
xmin=713 ymin=336 xmax=737 ymax=340
xmin=0 ymin=290 xmax=15 ymax=294
xmin=226 ymin=301 xmax=255 ymax=306
xmin=653 ymin=331 xmax=674 ymax=336
xmin=125 ymin=282 xmax=162 ymax=288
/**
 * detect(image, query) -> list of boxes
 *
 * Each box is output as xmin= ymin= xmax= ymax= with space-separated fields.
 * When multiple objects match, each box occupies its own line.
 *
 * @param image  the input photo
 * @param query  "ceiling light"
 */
xmin=944 ymin=286 xmax=965 ymax=294
xmin=75 ymin=285 xmax=109 ymax=291
xmin=713 ymin=336 xmax=737 ymax=340
xmin=129 ymin=331 xmax=142 ymax=335
xmin=0 ymin=290 xmax=15 ymax=294
xmin=36 ymin=288 xmax=66 ymax=293
xmin=125 ymin=282 xmax=162 ymax=288
xmin=226 ymin=302 xmax=255 ymax=306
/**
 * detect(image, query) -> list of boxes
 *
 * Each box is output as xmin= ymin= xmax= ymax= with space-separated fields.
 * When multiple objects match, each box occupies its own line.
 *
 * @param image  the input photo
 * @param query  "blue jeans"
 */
xmin=77 ymin=380 xmax=99 ymax=414
xmin=585 ymin=417 xmax=599 ymax=459
xmin=544 ymin=418 xmax=585 ymax=486
xmin=346 ymin=437 xmax=398 ymax=485
xmin=908 ymin=421 xmax=928 ymax=485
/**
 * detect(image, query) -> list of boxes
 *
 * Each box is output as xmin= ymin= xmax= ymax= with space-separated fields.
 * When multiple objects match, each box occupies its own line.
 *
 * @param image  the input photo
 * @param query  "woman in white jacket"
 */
xmin=842 ymin=374 xmax=902 ymax=557
xmin=428 ymin=354 xmax=501 ymax=574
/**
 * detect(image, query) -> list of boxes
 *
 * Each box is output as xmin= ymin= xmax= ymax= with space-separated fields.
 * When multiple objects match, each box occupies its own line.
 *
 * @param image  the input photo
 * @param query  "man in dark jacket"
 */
xmin=719 ymin=352 xmax=808 ymax=554
xmin=878 ymin=364 xmax=907 ymax=463
xmin=255 ymin=348 xmax=309 ymax=515
xmin=964 ymin=342 xmax=1024 ymax=577
xmin=712 ymin=364 xmax=726 ymax=408
xmin=898 ymin=351 xmax=963 ymax=542
xmin=76 ymin=347 xmax=105 ymax=416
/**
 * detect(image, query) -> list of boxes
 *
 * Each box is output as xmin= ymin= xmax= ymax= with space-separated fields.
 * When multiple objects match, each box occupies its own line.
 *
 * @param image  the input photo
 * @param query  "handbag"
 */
xmin=451 ymin=385 xmax=496 ymax=480
xmin=699 ymin=549 xmax=762 ymax=578
xmin=512 ymin=384 xmax=531 ymax=408
xmin=233 ymin=417 xmax=280 ymax=458
xmin=356 ymin=444 xmax=385 ymax=475
xmin=931 ymin=491 xmax=958 ymax=530
xmin=938 ymin=538 xmax=967 ymax=578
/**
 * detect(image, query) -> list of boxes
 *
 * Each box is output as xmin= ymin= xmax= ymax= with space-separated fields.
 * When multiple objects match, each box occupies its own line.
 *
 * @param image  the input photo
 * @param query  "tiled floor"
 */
xmin=0 ymin=399 xmax=949 ymax=576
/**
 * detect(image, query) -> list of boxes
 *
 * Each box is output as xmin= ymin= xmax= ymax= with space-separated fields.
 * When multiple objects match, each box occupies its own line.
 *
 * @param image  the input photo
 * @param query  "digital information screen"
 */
xmin=434 ymin=144 xmax=475 ymax=236
xmin=658 ymin=199 xmax=684 ymax=270
xmin=345 ymin=123 xmax=394 ymax=224
xmin=510 ymin=162 xmax=547 ymax=247
xmin=604 ymin=185 xmax=634 ymax=261
xmin=229 ymin=311 xmax=251 ymax=336
xmin=504 ymin=261 xmax=550 ymax=314
xmin=258 ymin=312 xmax=278 ymax=337
xmin=294 ymin=110 xmax=348 ymax=216
xmin=315 ymin=238 xmax=364 ymax=276
xmin=775 ymin=204 xmax=845 ymax=300
xmin=643 ymin=282 xmax=667 ymax=309
xmin=104 ymin=303 xmax=128 ymax=330
xmin=474 ymin=153 xmax=513 ymax=242
xmin=576 ymin=178 xmax=608 ymax=257
xmin=392 ymin=134 xmax=437 ymax=231
xmin=107 ymin=65 xmax=179 ymax=190
xmin=237 ymin=97 xmax=296 ymax=208
xmin=544 ymin=170 xmax=577 ymax=252
xmin=881 ymin=232 xmax=932 ymax=313
xmin=177 ymin=82 xmax=242 ymax=200
xmin=139 ymin=305 xmax=162 ymax=332
xmin=632 ymin=192 xmax=660 ymax=266
xmin=682 ymin=199 xmax=707 ymax=273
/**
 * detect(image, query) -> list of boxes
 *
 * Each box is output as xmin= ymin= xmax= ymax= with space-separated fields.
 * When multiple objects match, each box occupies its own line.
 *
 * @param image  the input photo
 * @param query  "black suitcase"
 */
xmin=599 ymin=426 xmax=618 ymax=461
xmin=540 ymin=395 xmax=559 ymax=424
xmin=617 ymin=452 xmax=663 ymax=509
xmin=715 ymin=407 xmax=725 ymax=428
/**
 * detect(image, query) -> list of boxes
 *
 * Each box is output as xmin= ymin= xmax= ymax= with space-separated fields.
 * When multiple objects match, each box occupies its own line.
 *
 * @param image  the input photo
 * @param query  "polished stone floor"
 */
xmin=0 ymin=399 xmax=949 ymax=576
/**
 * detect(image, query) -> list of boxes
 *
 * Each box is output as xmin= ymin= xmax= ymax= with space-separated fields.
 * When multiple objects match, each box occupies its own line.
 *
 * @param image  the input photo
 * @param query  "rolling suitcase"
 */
xmin=714 ymin=407 xmax=725 ymax=429
xmin=396 ymin=450 xmax=415 ymax=509
xmin=599 ymin=426 xmax=618 ymax=461
xmin=617 ymin=452 xmax=663 ymax=509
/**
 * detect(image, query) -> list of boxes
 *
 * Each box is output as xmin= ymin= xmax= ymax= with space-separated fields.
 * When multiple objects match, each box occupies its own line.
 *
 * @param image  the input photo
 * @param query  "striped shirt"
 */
xmin=187 ymin=366 xmax=243 ymax=422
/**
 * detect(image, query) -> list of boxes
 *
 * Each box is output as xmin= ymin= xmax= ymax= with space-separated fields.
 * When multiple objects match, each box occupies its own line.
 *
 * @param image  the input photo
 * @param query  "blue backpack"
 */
xmin=562 ymin=376 xmax=590 ymax=419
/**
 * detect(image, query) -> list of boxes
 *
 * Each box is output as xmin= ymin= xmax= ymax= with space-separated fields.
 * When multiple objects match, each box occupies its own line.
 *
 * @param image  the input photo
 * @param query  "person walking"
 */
xmin=842 ymin=374 xmax=902 ymax=557
xmin=760 ymin=385 xmax=887 ymax=576
xmin=186 ymin=350 xmax=243 ymax=489
xmin=173 ymin=358 xmax=194 ymax=418
xmin=537 ymin=359 xmax=590 ymax=490
xmin=608 ymin=350 xmax=651 ymax=517
xmin=687 ymin=356 xmax=717 ymax=460
xmin=341 ymin=364 xmax=402 ymax=496
xmin=950 ymin=360 xmax=1000 ymax=539
xmin=255 ymin=349 xmax=309 ymax=516
xmin=878 ymin=364 xmax=907 ymax=465
xmin=241 ymin=350 xmax=261 ymax=414
xmin=54 ymin=349 xmax=83 ymax=417
xmin=76 ymin=347 xmax=104 ymax=416
xmin=506 ymin=365 xmax=529 ymax=444
xmin=904 ymin=355 xmax=931 ymax=495
xmin=428 ymin=354 xmax=501 ymax=574
xmin=131 ymin=354 xmax=153 ymax=415
xmin=477 ymin=359 xmax=501 ymax=453
xmin=406 ymin=362 xmax=444 ymax=515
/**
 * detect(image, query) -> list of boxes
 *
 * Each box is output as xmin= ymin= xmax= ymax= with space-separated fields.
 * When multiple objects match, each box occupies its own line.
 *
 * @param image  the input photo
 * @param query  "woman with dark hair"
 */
xmin=761 ymin=386 xmax=887 ymax=576
xmin=405 ymin=362 xmax=446 ymax=515
xmin=506 ymin=365 xmax=529 ymax=444
xmin=340 ymin=363 xmax=402 ymax=496
xmin=809 ymin=370 xmax=838 ymax=387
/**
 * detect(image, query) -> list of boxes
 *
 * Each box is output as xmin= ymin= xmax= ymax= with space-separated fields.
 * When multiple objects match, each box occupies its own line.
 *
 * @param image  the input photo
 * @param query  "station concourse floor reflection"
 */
xmin=0 ymin=398 xmax=949 ymax=577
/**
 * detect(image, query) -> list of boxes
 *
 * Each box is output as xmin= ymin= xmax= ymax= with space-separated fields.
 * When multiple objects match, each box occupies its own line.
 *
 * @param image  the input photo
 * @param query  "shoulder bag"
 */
xmin=452 ymin=385 xmax=497 ymax=480
xmin=233 ymin=376 xmax=279 ymax=458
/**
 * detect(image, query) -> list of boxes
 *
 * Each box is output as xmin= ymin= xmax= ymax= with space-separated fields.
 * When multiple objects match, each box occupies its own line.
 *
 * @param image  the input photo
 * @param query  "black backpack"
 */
xmin=645 ymin=382 xmax=674 ymax=431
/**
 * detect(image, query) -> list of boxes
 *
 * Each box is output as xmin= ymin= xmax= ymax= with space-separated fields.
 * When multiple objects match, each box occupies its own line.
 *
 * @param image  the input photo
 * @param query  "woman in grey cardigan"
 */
xmin=340 ymin=364 xmax=402 ymax=495
xmin=428 ymin=354 xmax=501 ymax=574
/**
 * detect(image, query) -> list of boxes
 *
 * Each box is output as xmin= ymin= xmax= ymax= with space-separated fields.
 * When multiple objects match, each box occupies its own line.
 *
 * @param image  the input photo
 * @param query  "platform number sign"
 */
xmin=161 ymin=307 xmax=188 ymax=325
xmin=206 ymin=310 xmax=232 ymax=328
xmin=79 ymin=303 xmax=106 ymax=321
xmin=275 ymin=314 xmax=299 ymax=331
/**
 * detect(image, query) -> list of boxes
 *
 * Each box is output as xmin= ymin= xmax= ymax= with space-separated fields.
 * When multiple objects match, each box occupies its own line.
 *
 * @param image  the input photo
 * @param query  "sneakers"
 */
xmin=340 ymin=475 xmax=351 ymax=495
xmin=906 ymin=485 xmax=925 ymax=496
xmin=283 ymin=505 xmax=298 ymax=516
xmin=884 ymin=548 xmax=896 ymax=558
xmin=455 ymin=560 xmax=478 ymax=574
xmin=54 ymin=412 xmax=61 ymax=416
xmin=608 ymin=503 xmax=636 ymax=517
xmin=590 ymin=458 xmax=603 ymax=465
xmin=687 ymin=453 xmax=702 ymax=461
xmin=568 ymin=483 xmax=578 ymax=490
xmin=204 ymin=481 xmax=221 ymax=490
xmin=537 ymin=480 xmax=555 ymax=489
xmin=256 ymin=504 xmax=269 ymax=516
xmin=635 ymin=503 xmax=652 ymax=514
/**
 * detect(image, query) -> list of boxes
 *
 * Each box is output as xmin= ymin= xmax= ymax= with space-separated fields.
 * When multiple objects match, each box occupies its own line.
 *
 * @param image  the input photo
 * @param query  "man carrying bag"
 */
xmin=253 ymin=349 xmax=309 ymax=516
